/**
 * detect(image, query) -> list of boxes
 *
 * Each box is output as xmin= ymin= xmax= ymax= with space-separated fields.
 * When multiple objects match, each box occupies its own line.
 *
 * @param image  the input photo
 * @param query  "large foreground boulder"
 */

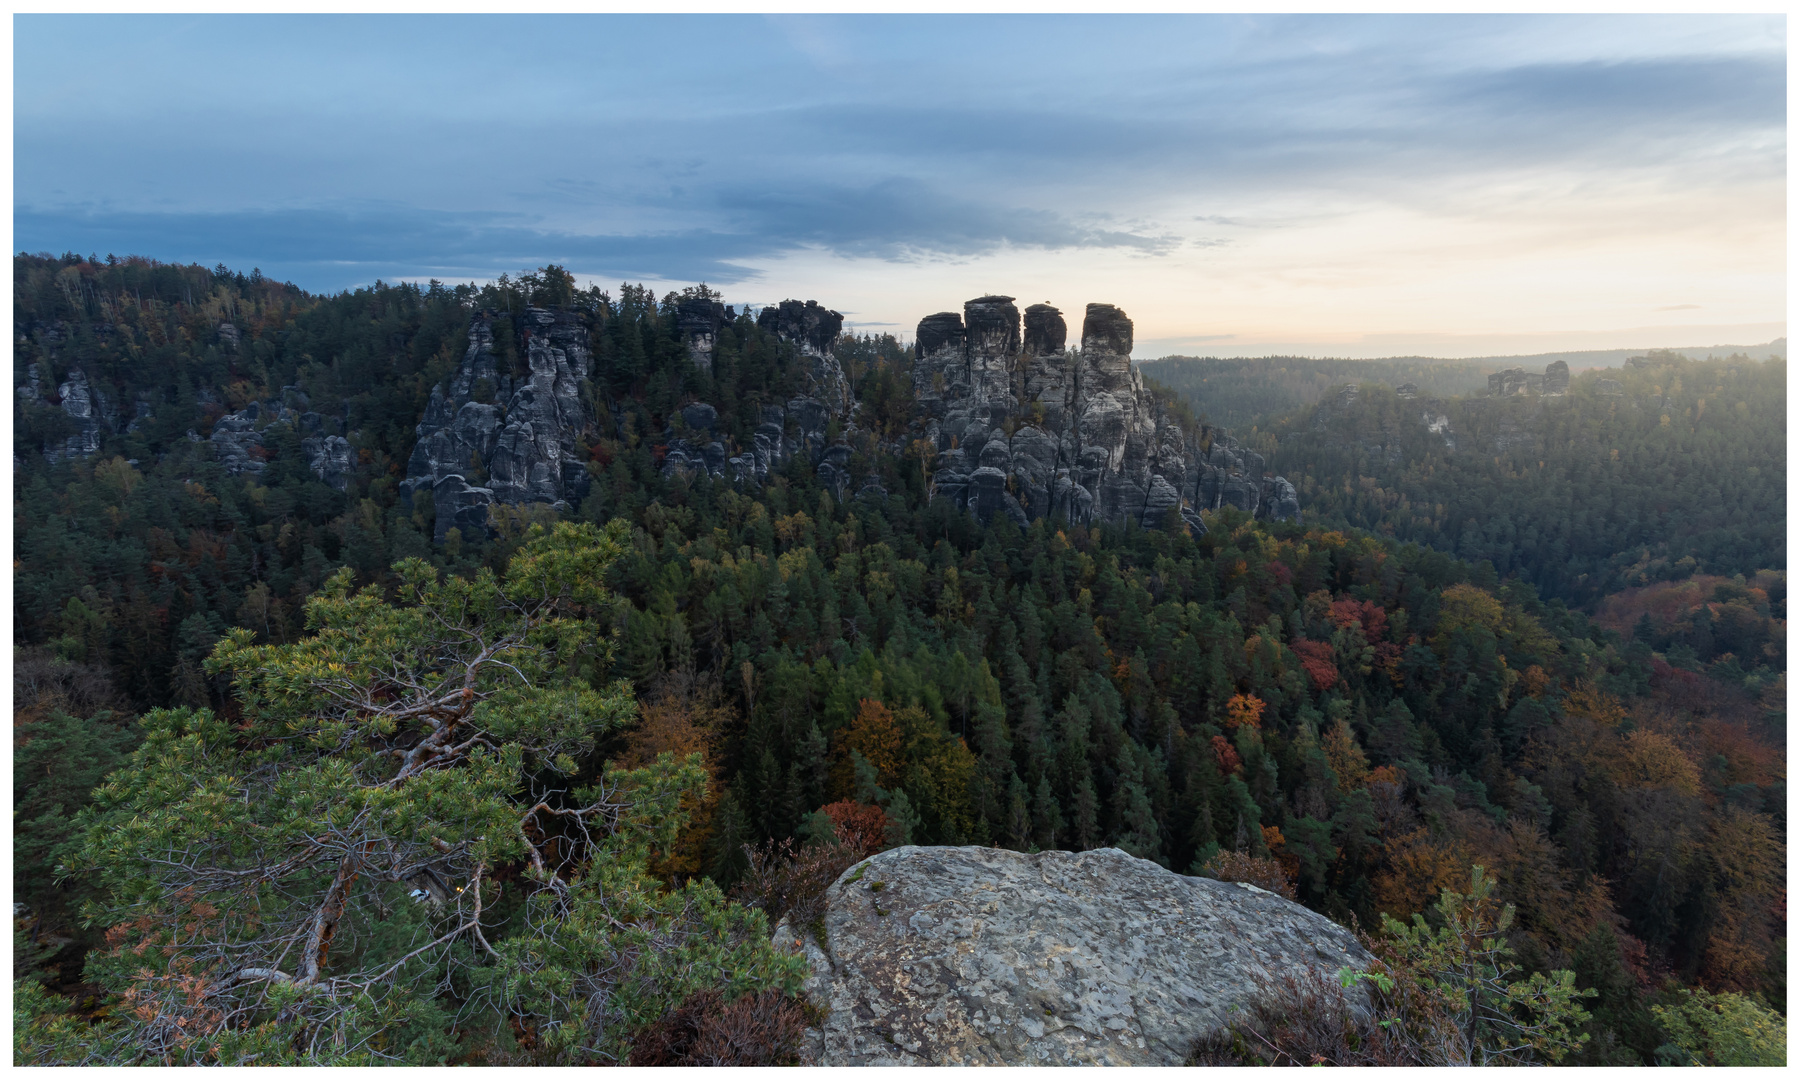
xmin=773 ymin=845 xmax=1370 ymax=1065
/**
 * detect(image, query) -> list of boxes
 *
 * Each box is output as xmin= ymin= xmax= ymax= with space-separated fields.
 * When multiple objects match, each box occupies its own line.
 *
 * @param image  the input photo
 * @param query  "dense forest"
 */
xmin=1227 ymin=353 xmax=1786 ymax=616
xmin=14 ymin=254 xmax=1785 ymax=1064
xmin=1137 ymin=354 xmax=1495 ymax=431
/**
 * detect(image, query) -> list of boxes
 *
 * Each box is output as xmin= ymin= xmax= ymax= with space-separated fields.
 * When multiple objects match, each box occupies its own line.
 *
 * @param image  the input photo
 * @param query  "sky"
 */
xmin=13 ymin=14 xmax=1787 ymax=359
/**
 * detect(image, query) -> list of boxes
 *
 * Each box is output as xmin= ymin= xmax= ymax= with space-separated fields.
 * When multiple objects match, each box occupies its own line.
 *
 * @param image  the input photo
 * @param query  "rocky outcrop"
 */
xmin=773 ymin=846 xmax=1370 ymax=1066
xmin=1490 ymin=359 xmax=1569 ymax=398
xmin=758 ymin=299 xmax=851 ymax=417
xmin=664 ymin=299 xmax=857 ymax=498
xmin=18 ymin=364 xmax=112 ymax=461
xmin=303 ymin=430 xmax=354 ymax=490
xmin=402 ymin=307 xmax=593 ymax=542
xmin=677 ymin=297 xmax=731 ymax=373
xmin=210 ymin=403 xmax=269 ymax=475
xmin=912 ymin=297 xmax=1297 ymax=533
xmin=208 ymin=392 xmax=354 ymax=489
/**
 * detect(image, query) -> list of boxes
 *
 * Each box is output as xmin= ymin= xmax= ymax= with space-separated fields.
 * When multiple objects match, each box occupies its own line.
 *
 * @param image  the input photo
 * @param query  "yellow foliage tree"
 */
xmin=1432 ymin=583 xmax=1505 ymax=647
xmin=1322 ymin=718 xmax=1372 ymax=792
xmin=1614 ymin=729 xmax=1702 ymax=795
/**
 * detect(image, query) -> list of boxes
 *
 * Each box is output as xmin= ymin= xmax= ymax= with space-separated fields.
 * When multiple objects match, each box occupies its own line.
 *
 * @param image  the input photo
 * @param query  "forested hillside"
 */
xmin=1137 ymin=354 xmax=1495 ymax=430
xmin=14 ymin=255 xmax=1785 ymax=1065
xmin=1231 ymin=353 xmax=1786 ymax=619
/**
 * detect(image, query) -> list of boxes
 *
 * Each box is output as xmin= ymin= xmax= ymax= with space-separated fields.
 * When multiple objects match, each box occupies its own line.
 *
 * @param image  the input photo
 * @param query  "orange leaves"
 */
xmin=1224 ymin=693 xmax=1266 ymax=732
xmin=1329 ymin=596 xmax=1387 ymax=641
xmin=1261 ymin=824 xmax=1305 ymax=885
xmin=1291 ymin=640 xmax=1338 ymax=692
xmin=1210 ymin=735 xmax=1242 ymax=776
xmin=1700 ymin=808 xmax=1786 ymax=990
xmin=1695 ymin=715 xmax=1785 ymax=788
xmin=820 ymin=799 xmax=893 ymax=853
xmin=1373 ymin=828 xmax=1474 ymax=921
xmin=1369 ymin=764 xmax=1406 ymax=789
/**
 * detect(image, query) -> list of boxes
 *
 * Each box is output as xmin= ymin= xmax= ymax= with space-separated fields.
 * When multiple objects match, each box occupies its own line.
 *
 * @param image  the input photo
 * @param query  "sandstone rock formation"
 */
xmin=758 ymin=299 xmax=852 ymax=418
xmin=402 ymin=307 xmax=593 ymax=542
xmin=773 ymin=846 xmax=1370 ymax=1066
xmin=208 ymin=393 xmax=354 ymax=490
xmin=1489 ymin=359 xmax=1570 ymax=398
xmin=912 ymin=297 xmax=1298 ymax=533
xmin=18 ymin=364 xmax=111 ymax=461
xmin=663 ymin=299 xmax=857 ymax=498
xmin=676 ymin=297 xmax=731 ymax=373
xmin=1543 ymin=360 xmax=1570 ymax=396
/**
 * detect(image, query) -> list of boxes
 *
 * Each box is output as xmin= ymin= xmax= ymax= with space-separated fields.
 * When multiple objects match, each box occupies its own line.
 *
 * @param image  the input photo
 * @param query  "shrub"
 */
xmin=733 ymin=831 xmax=870 ymax=931
xmin=1192 ymin=866 xmax=1594 ymax=1067
xmin=628 ymin=988 xmax=811 ymax=1066
xmin=1200 ymin=849 xmax=1297 ymax=900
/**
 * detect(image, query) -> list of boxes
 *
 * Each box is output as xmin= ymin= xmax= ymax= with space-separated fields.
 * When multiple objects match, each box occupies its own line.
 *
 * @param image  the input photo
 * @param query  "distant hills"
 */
xmin=1139 ymin=339 xmax=1785 ymax=432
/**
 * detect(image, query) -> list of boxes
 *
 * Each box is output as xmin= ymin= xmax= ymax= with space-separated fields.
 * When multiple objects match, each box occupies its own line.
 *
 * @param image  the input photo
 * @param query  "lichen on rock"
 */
xmin=773 ymin=845 xmax=1369 ymax=1066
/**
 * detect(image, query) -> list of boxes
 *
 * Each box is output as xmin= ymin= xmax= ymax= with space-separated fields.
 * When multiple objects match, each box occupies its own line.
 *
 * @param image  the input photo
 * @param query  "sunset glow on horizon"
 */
xmin=15 ymin=14 xmax=1785 ymax=359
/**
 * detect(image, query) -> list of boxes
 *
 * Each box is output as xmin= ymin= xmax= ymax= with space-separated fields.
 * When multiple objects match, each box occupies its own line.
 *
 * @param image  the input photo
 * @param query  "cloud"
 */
xmin=13 ymin=205 xmax=773 ymax=289
xmin=10 ymin=16 xmax=1782 ymax=305
xmin=15 ymin=183 xmax=1176 ymax=292
xmin=713 ymin=178 xmax=1177 ymax=260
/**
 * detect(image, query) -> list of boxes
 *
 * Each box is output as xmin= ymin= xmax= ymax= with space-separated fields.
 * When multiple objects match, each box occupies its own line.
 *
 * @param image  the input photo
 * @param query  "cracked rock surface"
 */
xmin=773 ymin=845 xmax=1369 ymax=1066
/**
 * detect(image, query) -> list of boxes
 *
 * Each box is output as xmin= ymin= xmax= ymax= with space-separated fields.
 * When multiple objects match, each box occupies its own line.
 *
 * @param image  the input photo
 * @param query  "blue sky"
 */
xmin=14 ymin=14 xmax=1786 ymax=357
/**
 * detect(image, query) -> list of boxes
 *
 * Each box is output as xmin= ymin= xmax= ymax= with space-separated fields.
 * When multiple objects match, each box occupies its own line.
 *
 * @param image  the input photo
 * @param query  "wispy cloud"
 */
xmin=10 ymin=14 xmax=1784 ymax=347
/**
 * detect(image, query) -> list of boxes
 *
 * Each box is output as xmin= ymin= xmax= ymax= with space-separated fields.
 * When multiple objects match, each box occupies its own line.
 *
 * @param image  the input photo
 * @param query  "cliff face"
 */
xmin=17 ymin=363 xmax=109 ymax=462
xmin=401 ymin=306 xmax=593 ymax=542
xmin=773 ymin=846 xmax=1370 ymax=1066
xmin=913 ymin=296 xmax=1298 ymax=534
xmin=662 ymin=298 xmax=858 ymax=497
xmin=210 ymin=393 xmax=352 ymax=490
xmin=17 ymin=290 xmax=1299 ymax=540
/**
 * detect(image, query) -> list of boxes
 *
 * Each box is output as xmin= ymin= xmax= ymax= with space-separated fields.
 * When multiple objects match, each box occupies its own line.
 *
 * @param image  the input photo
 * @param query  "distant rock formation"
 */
xmin=401 ymin=307 xmax=593 ymax=542
xmin=774 ymin=846 xmax=1371 ymax=1066
xmin=17 ymin=364 xmax=111 ymax=462
xmin=1489 ymin=359 xmax=1570 ymax=398
xmin=676 ymin=297 xmax=731 ymax=373
xmin=911 ymin=296 xmax=1297 ymax=533
xmin=663 ymin=299 xmax=858 ymax=498
xmin=1544 ymin=360 xmax=1570 ymax=396
xmin=209 ymin=391 xmax=353 ymax=490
